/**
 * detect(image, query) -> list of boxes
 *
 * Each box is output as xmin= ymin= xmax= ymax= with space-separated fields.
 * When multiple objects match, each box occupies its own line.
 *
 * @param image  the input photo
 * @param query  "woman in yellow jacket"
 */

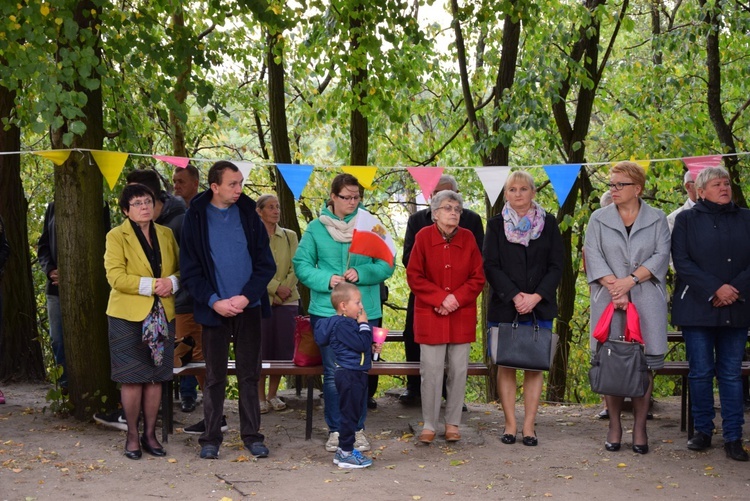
xmin=105 ymin=183 xmax=180 ymax=460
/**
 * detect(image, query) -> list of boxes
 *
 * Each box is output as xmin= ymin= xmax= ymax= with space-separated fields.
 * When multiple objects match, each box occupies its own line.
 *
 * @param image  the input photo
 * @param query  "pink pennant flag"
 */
xmin=406 ymin=167 xmax=444 ymax=200
xmin=682 ymin=155 xmax=723 ymax=180
xmin=153 ymin=155 xmax=190 ymax=168
xmin=349 ymin=209 xmax=396 ymax=266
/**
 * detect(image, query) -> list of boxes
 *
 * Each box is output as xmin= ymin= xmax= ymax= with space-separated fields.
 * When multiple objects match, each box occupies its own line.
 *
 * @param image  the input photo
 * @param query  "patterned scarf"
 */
xmin=503 ymin=201 xmax=546 ymax=247
xmin=142 ymin=299 xmax=168 ymax=366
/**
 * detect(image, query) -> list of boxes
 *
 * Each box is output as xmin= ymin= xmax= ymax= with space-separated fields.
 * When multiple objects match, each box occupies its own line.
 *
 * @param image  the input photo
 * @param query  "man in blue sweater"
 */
xmin=180 ymin=161 xmax=275 ymax=460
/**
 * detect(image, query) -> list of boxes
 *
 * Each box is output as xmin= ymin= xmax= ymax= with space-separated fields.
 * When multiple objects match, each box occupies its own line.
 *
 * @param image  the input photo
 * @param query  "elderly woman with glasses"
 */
xmin=104 ymin=183 xmax=180 ymax=460
xmin=672 ymin=166 xmax=750 ymax=461
xmin=406 ymin=190 xmax=486 ymax=444
xmin=293 ymin=173 xmax=394 ymax=454
xmin=483 ymin=170 xmax=563 ymax=447
xmin=584 ymin=161 xmax=670 ymax=455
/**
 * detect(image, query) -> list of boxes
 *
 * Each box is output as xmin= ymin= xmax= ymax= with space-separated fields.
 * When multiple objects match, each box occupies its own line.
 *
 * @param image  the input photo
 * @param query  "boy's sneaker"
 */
xmin=93 ymin=409 xmax=127 ymax=431
xmin=325 ymin=431 xmax=340 ymax=452
xmin=184 ymin=415 xmax=228 ymax=435
xmin=354 ymin=429 xmax=370 ymax=452
xmin=334 ymin=448 xmax=372 ymax=469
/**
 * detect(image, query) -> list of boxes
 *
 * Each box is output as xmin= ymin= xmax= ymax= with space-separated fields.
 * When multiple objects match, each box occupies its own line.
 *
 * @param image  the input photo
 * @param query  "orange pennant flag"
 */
xmin=341 ymin=166 xmax=378 ymax=190
xmin=33 ymin=150 xmax=72 ymax=166
xmin=90 ymin=150 xmax=129 ymax=190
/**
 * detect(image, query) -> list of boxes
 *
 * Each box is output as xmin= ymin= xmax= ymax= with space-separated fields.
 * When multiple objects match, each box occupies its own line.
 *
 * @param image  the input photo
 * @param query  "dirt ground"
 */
xmin=1 ymin=382 xmax=749 ymax=501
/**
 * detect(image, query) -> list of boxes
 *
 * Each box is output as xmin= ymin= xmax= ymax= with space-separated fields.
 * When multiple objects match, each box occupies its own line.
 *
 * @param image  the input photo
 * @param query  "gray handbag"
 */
xmin=488 ymin=314 xmax=558 ymax=371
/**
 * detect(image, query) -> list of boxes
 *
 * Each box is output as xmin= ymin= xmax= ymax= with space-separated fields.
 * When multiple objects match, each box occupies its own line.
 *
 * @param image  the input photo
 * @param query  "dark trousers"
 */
xmin=403 ymin=293 xmax=421 ymax=391
xmin=200 ymin=306 xmax=263 ymax=447
xmin=335 ymin=368 xmax=368 ymax=452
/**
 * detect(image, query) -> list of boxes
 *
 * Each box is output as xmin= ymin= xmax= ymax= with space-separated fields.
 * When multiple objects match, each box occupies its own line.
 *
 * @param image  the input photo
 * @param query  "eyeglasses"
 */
xmin=608 ymin=182 xmax=636 ymax=191
xmin=438 ymin=205 xmax=463 ymax=214
xmin=129 ymin=199 xmax=154 ymax=208
xmin=335 ymin=194 xmax=361 ymax=202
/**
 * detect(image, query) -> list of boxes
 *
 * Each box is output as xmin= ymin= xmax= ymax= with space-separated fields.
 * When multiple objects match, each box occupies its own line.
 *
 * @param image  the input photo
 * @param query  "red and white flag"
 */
xmin=349 ymin=209 xmax=396 ymax=266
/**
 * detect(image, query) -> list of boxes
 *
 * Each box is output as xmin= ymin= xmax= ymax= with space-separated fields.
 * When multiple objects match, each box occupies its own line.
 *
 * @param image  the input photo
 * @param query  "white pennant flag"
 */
xmin=474 ymin=166 xmax=512 ymax=206
xmin=234 ymin=161 xmax=254 ymax=183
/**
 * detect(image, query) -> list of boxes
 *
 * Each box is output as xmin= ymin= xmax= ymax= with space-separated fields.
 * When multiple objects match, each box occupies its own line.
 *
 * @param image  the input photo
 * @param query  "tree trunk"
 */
xmin=49 ymin=0 xmax=118 ymax=419
xmin=700 ymin=0 xmax=747 ymax=207
xmin=169 ymin=10 xmax=190 ymax=159
xmin=0 ymin=81 xmax=45 ymax=382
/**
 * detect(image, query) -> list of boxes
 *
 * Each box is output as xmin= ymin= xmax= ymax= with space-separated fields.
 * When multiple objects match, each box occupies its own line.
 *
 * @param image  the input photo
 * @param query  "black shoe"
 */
xmin=462 ymin=403 xmax=468 ymax=412
xmin=399 ymin=388 xmax=420 ymax=405
xmin=140 ymin=436 xmax=166 ymax=457
xmin=687 ymin=431 xmax=712 ymax=451
xmin=124 ymin=447 xmax=142 ymax=460
xmin=724 ymin=440 xmax=749 ymax=461
xmin=605 ymin=441 xmax=621 ymax=451
xmin=181 ymin=396 xmax=197 ymax=413
xmin=500 ymin=431 xmax=516 ymax=445
xmin=247 ymin=442 xmax=269 ymax=458
xmin=184 ymin=415 xmax=228 ymax=435
xmin=522 ymin=434 xmax=538 ymax=446
xmin=596 ymin=409 xmax=609 ymax=420
xmin=632 ymin=443 xmax=649 ymax=454
xmin=200 ymin=445 xmax=219 ymax=459
xmin=93 ymin=409 xmax=128 ymax=431
xmin=367 ymin=397 xmax=378 ymax=409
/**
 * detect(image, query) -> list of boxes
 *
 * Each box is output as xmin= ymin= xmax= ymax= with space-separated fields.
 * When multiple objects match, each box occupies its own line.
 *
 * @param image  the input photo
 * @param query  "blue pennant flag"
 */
xmin=276 ymin=164 xmax=314 ymax=200
xmin=543 ymin=164 xmax=582 ymax=207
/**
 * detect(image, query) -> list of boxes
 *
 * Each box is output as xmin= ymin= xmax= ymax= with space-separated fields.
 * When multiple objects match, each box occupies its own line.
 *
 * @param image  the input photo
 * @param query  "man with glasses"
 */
xmin=400 ymin=175 xmax=484 ymax=405
xmin=667 ymin=171 xmax=697 ymax=233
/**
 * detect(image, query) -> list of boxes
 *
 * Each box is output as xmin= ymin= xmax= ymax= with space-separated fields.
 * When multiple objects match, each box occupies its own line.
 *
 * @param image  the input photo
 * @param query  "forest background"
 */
xmin=1 ymin=0 xmax=749 ymax=421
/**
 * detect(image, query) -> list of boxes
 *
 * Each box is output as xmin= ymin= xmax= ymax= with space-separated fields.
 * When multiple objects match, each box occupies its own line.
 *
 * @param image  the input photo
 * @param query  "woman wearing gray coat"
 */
xmin=584 ymin=161 xmax=670 ymax=455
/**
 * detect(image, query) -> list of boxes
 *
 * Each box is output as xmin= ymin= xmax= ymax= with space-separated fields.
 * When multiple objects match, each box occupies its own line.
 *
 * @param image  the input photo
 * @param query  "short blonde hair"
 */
xmin=610 ymin=161 xmax=646 ymax=191
xmin=330 ymin=282 xmax=360 ymax=310
xmin=695 ymin=166 xmax=730 ymax=191
xmin=504 ymin=170 xmax=536 ymax=194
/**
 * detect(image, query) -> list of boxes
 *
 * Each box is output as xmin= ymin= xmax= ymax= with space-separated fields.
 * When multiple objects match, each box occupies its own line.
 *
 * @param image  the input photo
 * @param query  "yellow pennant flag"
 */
xmin=90 ymin=150 xmax=129 ymax=190
xmin=33 ymin=150 xmax=72 ymax=166
xmin=341 ymin=166 xmax=378 ymax=190
xmin=630 ymin=155 xmax=650 ymax=172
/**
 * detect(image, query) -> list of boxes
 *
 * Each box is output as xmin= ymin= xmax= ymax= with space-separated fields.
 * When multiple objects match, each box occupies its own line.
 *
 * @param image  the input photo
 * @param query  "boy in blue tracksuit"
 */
xmin=314 ymin=282 xmax=380 ymax=468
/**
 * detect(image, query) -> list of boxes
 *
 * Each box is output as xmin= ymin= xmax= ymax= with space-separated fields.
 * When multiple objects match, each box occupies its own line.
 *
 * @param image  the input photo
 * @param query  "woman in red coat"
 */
xmin=406 ymin=190 xmax=486 ymax=444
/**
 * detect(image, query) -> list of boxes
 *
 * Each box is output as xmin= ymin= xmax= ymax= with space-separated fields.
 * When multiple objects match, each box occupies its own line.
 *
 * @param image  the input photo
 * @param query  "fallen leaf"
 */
xmin=60 ymin=468 xmax=69 ymax=472
xmin=12 ymin=468 xmax=22 ymax=473
xmin=669 ymin=483 xmax=679 ymax=488
xmin=385 ymin=465 xmax=396 ymax=469
xmin=418 ymin=465 xmax=425 ymax=468
xmin=324 ymin=479 xmax=333 ymax=483
xmin=449 ymin=459 xmax=466 ymax=466
xmin=412 ymin=497 xmax=422 ymax=500
xmin=167 ymin=458 xmax=177 ymax=463
xmin=704 ymin=466 xmax=713 ymax=471
xmin=544 ymin=493 xmax=553 ymax=497
xmin=656 ymin=485 xmax=663 ymax=489
xmin=661 ymin=439 xmax=673 ymax=443
xmin=232 ymin=455 xmax=251 ymax=462
xmin=617 ymin=463 xmax=627 ymax=468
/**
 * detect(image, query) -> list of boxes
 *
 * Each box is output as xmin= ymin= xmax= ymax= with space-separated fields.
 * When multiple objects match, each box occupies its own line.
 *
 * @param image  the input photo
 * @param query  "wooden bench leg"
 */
xmin=305 ymin=376 xmax=314 ymax=440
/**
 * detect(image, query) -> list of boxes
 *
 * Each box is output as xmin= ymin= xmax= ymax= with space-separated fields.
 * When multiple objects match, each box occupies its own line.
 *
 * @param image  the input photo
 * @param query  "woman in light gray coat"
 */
xmin=584 ymin=161 xmax=670 ymax=455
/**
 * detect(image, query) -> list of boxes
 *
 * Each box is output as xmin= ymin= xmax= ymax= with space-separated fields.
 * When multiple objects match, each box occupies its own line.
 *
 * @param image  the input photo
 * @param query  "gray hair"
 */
xmin=695 ymin=166 xmax=729 ymax=191
xmin=430 ymin=190 xmax=463 ymax=221
xmin=683 ymin=170 xmax=695 ymax=184
xmin=436 ymin=174 xmax=458 ymax=192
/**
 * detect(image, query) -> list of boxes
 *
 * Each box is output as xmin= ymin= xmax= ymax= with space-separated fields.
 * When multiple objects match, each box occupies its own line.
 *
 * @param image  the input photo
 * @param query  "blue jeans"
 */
xmin=47 ymin=295 xmax=67 ymax=388
xmin=310 ymin=314 xmax=368 ymax=433
xmin=683 ymin=326 xmax=747 ymax=442
xmin=180 ymin=375 xmax=198 ymax=400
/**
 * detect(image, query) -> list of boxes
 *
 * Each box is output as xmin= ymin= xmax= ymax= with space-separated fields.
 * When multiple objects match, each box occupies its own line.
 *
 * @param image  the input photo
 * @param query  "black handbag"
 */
xmin=488 ymin=314 xmax=558 ymax=371
xmin=588 ymin=304 xmax=650 ymax=398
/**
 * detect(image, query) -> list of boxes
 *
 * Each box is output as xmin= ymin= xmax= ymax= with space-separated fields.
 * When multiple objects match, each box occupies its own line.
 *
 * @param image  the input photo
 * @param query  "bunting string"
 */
xmin=3 ymin=148 xmax=749 ymax=207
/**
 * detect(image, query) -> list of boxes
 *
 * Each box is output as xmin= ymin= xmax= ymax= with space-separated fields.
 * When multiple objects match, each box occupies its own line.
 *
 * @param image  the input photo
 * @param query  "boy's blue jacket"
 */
xmin=314 ymin=316 xmax=372 ymax=371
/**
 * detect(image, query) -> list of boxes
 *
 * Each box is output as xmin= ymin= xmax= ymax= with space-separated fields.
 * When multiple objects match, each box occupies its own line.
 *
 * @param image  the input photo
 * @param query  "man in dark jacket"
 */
xmin=39 ymin=203 xmax=110 ymax=393
xmin=400 ymin=175 xmax=484 ymax=404
xmin=180 ymin=161 xmax=275 ymax=460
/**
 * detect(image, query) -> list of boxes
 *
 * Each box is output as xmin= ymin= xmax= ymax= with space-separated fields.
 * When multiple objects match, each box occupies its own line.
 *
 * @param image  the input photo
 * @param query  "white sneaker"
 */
xmin=325 ymin=431 xmax=340 ymax=452
xmin=259 ymin=400 xmax=271 ymax=414
xmin=268 ymin=396 xmax=286 ymax=411
xmin=354 ymin=429 xmax=370 ymax=452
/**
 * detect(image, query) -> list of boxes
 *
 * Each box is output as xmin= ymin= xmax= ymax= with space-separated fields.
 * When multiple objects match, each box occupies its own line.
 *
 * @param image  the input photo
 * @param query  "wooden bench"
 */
xmin=162 ymin=360 xmax=489 ymax=443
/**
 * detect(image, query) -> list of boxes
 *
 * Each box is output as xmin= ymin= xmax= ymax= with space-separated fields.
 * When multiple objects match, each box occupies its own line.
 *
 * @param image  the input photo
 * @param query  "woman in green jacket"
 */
xmin=292 ymin=173 xmax=394 ymax=453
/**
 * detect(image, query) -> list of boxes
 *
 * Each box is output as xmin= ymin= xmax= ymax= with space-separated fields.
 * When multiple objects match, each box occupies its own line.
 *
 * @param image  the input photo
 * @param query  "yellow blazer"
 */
xmin=105 ymin=220 xmax=180 ymax=322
